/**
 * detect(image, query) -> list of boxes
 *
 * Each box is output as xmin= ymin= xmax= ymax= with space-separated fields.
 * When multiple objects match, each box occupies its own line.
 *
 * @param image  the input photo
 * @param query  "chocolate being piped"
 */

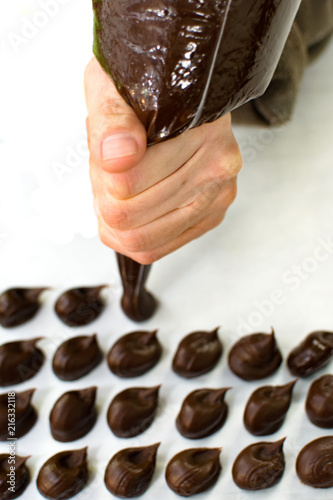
xmin=50 ymin=387 xmax=97 ymax=442
xmin=176 ymin=388 xmax=230 ymax=439
xmin=107 ymin=386 xmax=160 ymax=438
xmin=287 ymin=331 xmax=333 ymax=377
xmin=36 ymin=447 xmax=88 ymax=500
xmin=0 ymin=338 xmax=44 ymax=387
xmin=0 ymin=287 xmax=47 ymax=327
xmin=52 ymin=334 xmax=103 ymax=381
xmin=107 ymin=330 xmax=162 ymax=378
xmin=116 ymin=254 xmax=157 ymax=322
xmin=55 ymin=286 xmax=107 ymax=326
xmin=104 ymin=443 xmax=160 ymax=498
xmin=296 ymin=436 xmax=333 ymax=488
xmin=232 ymin=438 xmax=286 ymax=490
xmin=228 ymin=328 xmax=282 ymax=381
xmin=243 ymin=380 xmax=297 ymax=436
xmin=165 ymin=448 xmax=222 ymax=496
xmin=0 ymin=389 xmax=37 ymax=440
xmin=305 ymin=374 xmax=333 ymax=428
xmin=0 ymin=454 xmax=30 ymax=499
xmin=172 ymin=328 xmax=222 ymax=378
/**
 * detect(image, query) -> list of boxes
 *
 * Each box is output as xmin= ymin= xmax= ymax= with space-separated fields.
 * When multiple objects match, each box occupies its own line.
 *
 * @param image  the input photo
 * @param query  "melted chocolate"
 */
xmin=305 ymin=374 xmax=333 ymax=428
xmin=116 ymin=254 xmax=157 ymax=322
xmin=0 ymin=389 xmax=37 ymax=440
xmin=176 ymin=388 xmax=230 ymax=439
xmin=104 ymin=443 xmax=160 ymax=498
xmin=52 ymin=334 xmax=103 ymax=381
xmin=0 ymin=454 xmax=30 ymax=500
xmin=296 ymin=436 xmax=333 ymax=488
xmin=172 ymin=328 xmax=222 ymax=378
xmin=232 ymin=438 xmax=285 ymax=490
xmin=37 ymin=447 xmax=88 ymax=500
xmin=107 ymin=386 xmax=160 ymax=438
xmin=228 ymin=329 xmax=282 ymax=381
xmin=165 ymin=448 xmax=222 ymax=496
xmin=243 ymin=380 xmax=297 ymax=436
xmin=108 ymin=330 xmax=162 ymax=378
xmin=55 ymin=286 xmax=106 ymax=326
xmin=287 ymin=331 xmax=333 ymax=377
xmin=0 ymin=338 xmax=45 ymax=387
xmin=50 ymin=387 xmax=97 ymax=442
xmin=0 ymin=287 xmax=47 ymax=327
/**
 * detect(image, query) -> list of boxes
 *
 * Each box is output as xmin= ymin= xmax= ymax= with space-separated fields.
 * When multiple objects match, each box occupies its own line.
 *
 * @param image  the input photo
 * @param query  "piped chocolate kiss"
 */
xmin=287 ymin=331 xmax=333 ymax=377
xmin=305 ymin=374 xmax=333 ymax=428
xmin=296 ymin=436 xmax=333 ymax=488
xmin=37 ymin=447 xmax=88 ymax=500
xmin=107 ymin=330 xmax=162 ymax=377
xmin=0 ymin=338 xmax=45 ymax=387
xmin=55 ymin=286 xmax=107 ymax=326
xmin=0 ymin=454 xmax=30 ymax=499
xmin=104 ymin=443 xmax=160 ymax=498
xmin=172 ymin=328 xmax=222 ymax=378
xmin=52 ymin=334 xmax=103 ymax=381
xmin=0 ymin=287 xmax=47 ymax=327
xmin=176 ymin=388 xmax=230 ymax=439
xmin=0 ymin=389 xmax=37 ymax=440
xmin=228 ymin=328 xmax=282 ymax=381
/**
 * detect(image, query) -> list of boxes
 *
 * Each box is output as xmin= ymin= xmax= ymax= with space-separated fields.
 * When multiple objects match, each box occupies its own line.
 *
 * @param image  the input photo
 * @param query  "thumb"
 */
xmin=84 ymin=57 xmax=147 ymax=173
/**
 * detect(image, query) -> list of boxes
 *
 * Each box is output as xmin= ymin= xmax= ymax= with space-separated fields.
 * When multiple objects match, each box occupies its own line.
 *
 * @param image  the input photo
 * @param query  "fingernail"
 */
xmin=102 ymin=134 xmax=138 ymax=161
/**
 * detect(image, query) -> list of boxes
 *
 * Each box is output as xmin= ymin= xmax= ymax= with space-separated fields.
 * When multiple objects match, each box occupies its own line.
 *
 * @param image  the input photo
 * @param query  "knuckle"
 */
xmin=99 ymin=198 xmax=130 ymax=230
xmin=116 ymin=229 xmax=148 ymax=253
xmin=132 ymin=252 xmax=158 ymax=265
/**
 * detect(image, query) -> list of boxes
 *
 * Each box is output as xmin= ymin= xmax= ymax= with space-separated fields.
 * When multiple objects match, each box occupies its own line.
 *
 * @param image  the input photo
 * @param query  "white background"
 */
xmin=0 ymin=1 xmax=333 ymax=499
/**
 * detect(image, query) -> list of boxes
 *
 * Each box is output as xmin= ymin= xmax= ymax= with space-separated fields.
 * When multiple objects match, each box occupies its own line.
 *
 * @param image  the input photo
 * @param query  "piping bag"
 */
xmin=92 ymin=0 xmax=302 ymax=322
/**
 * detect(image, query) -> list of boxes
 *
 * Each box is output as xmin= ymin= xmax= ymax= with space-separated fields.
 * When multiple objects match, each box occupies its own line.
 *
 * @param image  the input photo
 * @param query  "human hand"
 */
xmin=84 ymin=57 xmax=242 ymax=265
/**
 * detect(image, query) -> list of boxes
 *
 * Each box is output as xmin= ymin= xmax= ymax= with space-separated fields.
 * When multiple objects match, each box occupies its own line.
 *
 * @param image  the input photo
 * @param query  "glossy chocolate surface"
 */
xmin=0 ymin=389 xmax=37 ymax=440
xmin=108 ymin=330 xmax=162 ymax=378
xmin=116 ymin=254 xmax=157 ymax=322
xmin=228 ymin=329 xmax=282 ymax=381
xmin=296 ymin=436 xmax=333 ymax=488
xmin=50 ymin=387 xmax=97 ymax=442
xmin=55 ymin=286 xmax=106 ymax=326
xmin=176 ymin=388 xmax=230 ymax=439
xmin=104 ymin=443 xmax=160 ymax=498
xmin=52 ymin=334 xmax=103 ymax=381
xmin=107 ymin=386 xmax=160 ymax=438
xmin=0 ymin=287 xmax=46 ymax=328
xmin=172 ymin=328 xmax=222 ymax=378
xmin=243 ymin=380 xmax=297 ymax=436
xmin=287 ymin=331 xmax=333 ymax=377
xmin=37 ymin=448 xmax=88 ymax=500
xmin=0 ymin=454 xmax=30 ymax=500
xmin=0 ymin=338 xmax=44 ymax=387
xmin=165 ymin=448 xmax=221 ymax=497
xmin=305 ymin=375 xmax=333 ymax=428
xmin=232 ymin=438 xmax=285 ymax=490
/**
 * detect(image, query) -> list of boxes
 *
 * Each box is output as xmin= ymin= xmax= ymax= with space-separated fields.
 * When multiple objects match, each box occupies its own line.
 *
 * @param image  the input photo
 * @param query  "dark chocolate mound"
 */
xmin=55 ymin=286 xmax=107 ymax=327
xmin=0 ymin=288 xmax=47 ymax=327
xmin=305 ymin=374 xmax=333 ymax=428
xmin=0 ymin=389 xmax=37 ymax=440
xmin=296 ymin=436 xmax=333 ymax=488
xmin=287 ymin=331 xmax=333 ymax=377
xmin=0 ymin=454 xmax=30 ymax=500
xmin=0 ymin=338 xmax=44 ymax=387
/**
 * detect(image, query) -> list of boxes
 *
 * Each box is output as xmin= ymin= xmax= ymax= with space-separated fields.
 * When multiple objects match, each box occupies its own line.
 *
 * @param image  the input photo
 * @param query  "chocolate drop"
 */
xmin=37 ymin=447 xmax=88 ymax=500
xmin=52 ymin=334 xmax=103 ymax=381
xmin=0 ymin=389 xmax=37 ymax=440
xmin=107 ymin=330 xmax=162 ymax=378
xmin=172 ymin=328 xmax=222 ymax=378
xmin=228 ymin=328 xmax=282 ymax=381
xmin=55 ymin=286 xmax=106 ymax=326
xmin=117 ymin=254 xmax=157 ymax=322
xmin=0 ymin=454 xmax=30 ymax=499
xmin=232 ymin=438 xmax=286 ymax=490
xmin=50 ymin=387 xmax=97 ymax=442
xmin=0 ymin=338 xmax=45 ymax=387
xmin=165 ymin=448 xmax=222 ymax=497
xmin=296 ymin=436 xmax=333 ymax=488
xmin=243 ymin=380 xmax=297 ymax=436
xmin=104 ymin=443 xmax=160 ymax=498
xmin=107 ymin=386 xmax=160 ymax=438
xmin=0 ymin=287 xmax=47 ymax=327
xmin=176 ymin=388 xmax=230 ymax=439
xmin=287 ymin=331 xmax=333 ymax=377
xmin=305 ymin=374 xmax=333 ymax=428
